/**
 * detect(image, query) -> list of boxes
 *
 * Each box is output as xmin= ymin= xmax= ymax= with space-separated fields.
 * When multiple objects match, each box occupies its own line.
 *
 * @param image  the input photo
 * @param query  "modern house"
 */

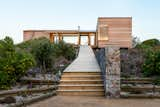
xmin=23 ymin=17 xmax=132 ymax=48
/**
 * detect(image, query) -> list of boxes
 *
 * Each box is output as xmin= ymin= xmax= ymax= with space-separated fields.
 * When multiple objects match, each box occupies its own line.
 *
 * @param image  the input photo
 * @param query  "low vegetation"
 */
xmin=121 ymin=38 xmax=160 ymax=78
xmin=0 ymin=37 xmax=35 ymax=89
xmin=0 ymin=36 xmax=76 ymax=89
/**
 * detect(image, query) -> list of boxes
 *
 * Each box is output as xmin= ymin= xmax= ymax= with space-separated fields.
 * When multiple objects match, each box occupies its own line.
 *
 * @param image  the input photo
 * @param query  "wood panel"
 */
xmin=97 ymin=17 xmax=132 ymax=48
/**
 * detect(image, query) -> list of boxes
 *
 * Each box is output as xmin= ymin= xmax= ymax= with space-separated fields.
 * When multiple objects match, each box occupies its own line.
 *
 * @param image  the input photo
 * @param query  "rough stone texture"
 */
xmin=105 ymin=47 xmax=120 ymax=98
xmin=94 ymin=48 xmax=106 ymax=93
xmin=120 ymin=48 xmax=144 ymax=77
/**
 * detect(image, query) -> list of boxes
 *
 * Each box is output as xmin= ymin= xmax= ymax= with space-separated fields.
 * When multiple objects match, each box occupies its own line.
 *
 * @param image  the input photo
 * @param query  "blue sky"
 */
xmin=0 ymin=0 xmax=160 ymax=43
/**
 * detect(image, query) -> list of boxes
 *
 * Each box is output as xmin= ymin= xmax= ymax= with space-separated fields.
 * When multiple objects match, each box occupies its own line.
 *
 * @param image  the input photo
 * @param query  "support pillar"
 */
xmin=58 ymin=33 xmax=63 ymax=41
xmin=78 ymin=34 xmax=81 ymax=45
xmin=50 ymin=33 xmax=54 ymax=43
xmin=105 ymin=47 xmax=120 ymax=98
xmin=88 ymin=34 xmax=91 ymax=45
xmin=94 ymin=34 xmax=97 ymax=46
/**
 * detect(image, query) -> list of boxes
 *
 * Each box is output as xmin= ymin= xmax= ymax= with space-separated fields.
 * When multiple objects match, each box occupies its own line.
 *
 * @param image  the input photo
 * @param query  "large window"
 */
xmin=80 ymin=36 xmax=88 ymax=45
xmin=90 ymin=35 xmax=95 ymax=45
xmin=63 ymin=36 xmax=78 ymax=45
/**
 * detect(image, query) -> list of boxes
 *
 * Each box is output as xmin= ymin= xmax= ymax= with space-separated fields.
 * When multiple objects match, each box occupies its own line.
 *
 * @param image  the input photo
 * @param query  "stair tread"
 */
xmin=59 ymin=84 xmax=104 ymax=86
xmin=64 ymin=71 xmax=101 ymax=72
xmin=58 ymin=89 xmax=104 ymax=91
xmin=62 ymin=75 xmax=101 ymax=77
xmin=60 ymin=80 xmax=103 ymax=81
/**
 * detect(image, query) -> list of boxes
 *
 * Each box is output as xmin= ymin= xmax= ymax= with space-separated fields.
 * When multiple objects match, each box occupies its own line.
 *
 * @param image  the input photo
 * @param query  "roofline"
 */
xmin=23 ymin=30 xmax=96 ymax=33
xmin=98 ymin=17 xmax=132 ymax=19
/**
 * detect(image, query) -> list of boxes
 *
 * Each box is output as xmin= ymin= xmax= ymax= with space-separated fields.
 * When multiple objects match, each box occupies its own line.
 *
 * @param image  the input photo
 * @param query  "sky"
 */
xmin=0 ymin=0 xmax=160 ymax=43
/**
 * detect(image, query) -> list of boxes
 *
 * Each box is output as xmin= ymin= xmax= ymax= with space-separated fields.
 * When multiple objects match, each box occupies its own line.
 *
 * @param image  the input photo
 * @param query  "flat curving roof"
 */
xmin=24 ymin=30 xmax=96 ymax=33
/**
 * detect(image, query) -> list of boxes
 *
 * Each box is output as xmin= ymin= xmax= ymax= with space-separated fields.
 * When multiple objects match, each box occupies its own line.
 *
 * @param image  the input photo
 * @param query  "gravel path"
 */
xmin=29 ymin=96 xmax=160 ymax=107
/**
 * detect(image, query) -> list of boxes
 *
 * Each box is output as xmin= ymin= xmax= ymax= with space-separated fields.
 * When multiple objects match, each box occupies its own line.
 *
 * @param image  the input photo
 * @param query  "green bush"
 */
xmin=0 ymin=71 xmax=10 ymax=89
xmin=53 ymin=41 xmax=76 ymax=60
xmin=0 ymin=37 xmax=35 ymax=89
xmin=142 ymin=49 xmax=160 ymax=77
xmin=17 ymin=38 xmax=76 ymax=75
xmin=136 ymin=39 xmax=160 ymax=49
xmin=142 ymin=39 xmax=160 ymax=47
xmin=32 ymin=40 xmax=55 ymax=73
xmin=16 ymin=37 xmax=49 ymax=52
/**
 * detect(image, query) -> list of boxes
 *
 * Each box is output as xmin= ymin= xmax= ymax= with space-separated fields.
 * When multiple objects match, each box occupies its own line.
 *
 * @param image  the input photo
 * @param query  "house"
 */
xmin=23 ymin=17 xmax=132 ymax=48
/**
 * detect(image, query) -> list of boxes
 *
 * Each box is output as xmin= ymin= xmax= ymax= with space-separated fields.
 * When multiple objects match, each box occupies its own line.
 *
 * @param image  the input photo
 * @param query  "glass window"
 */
xmin=63 ymin=36 xmax=78 ymax=45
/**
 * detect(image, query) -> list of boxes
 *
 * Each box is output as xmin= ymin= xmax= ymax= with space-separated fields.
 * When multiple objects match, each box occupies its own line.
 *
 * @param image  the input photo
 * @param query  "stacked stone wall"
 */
xmin=95 ymin=47 xmax=120 ymax=98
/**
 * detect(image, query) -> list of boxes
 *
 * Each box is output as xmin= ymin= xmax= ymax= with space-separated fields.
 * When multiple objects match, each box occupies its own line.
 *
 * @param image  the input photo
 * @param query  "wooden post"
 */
xmin=59 ymin=34 xmax=63 ymax=41
xmin=94 ymin=33 xmax=97 ymax=46
xmin=88 ymin=34 xmax=91 ymax=45
xmin=78 ymin=34 xmax=81 ymax=45
xmin=50 ymin=33 xmax=54 ymax=43
xmin=58 ymin=33 xmax=61 ymax=42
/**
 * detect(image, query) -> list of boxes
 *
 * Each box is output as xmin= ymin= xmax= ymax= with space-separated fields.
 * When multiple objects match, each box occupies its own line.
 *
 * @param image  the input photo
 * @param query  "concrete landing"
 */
xmin=64 ymin=45 xmax=100 ymax=72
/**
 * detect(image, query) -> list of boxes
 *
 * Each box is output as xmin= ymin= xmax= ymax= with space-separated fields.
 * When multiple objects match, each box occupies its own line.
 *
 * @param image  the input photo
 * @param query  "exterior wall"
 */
xmin=23 ymin=31 xmax=50 ymax=41
xmin=97 ymin=17 xmax=132 ymax=48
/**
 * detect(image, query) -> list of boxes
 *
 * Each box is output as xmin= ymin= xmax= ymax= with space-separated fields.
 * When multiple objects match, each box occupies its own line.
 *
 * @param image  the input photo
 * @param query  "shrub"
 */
xmin=32 ymin=40 xmax=55 ymax=73
xmin=136 ymin=39 xmax=160 ymax=49
xmin=16 ymin=37 xmax=49 ymax=52
xmin=142 ymin=49 xmax=160 ymax=77
xmin=17 ymin=38 xmax=76 ymax=75
xmin=0 ymin=37 xmax=35 ymax=89
xmin=142 ymin=39 xmax=160 ymax=47
xmin=53 ymin=41 xmax=76 ymax=60
xmin=0 ymin=71 xmax=10 ymax=89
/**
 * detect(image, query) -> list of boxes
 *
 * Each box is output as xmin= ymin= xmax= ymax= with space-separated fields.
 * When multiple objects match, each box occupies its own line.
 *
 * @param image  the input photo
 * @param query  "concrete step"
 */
xmin=60 ymin=80 xmax=103 ymax=85
xmin=58 ymin=84 xmax=104 ymax=90
xmin=63 ymin=72 xmax=101 ymax=75
xmin=57 ymin=90 xmax=104 ymax=96
xmin=61 ymin=75 xmax=101 ymax=80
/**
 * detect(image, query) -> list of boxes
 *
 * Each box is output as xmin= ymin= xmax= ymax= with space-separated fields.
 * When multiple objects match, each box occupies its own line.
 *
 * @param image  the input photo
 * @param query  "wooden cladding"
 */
xmin=23 ymin=17 xmax=132 ymax=48
xmin=97 ymin=17 xmax=132 ymax=48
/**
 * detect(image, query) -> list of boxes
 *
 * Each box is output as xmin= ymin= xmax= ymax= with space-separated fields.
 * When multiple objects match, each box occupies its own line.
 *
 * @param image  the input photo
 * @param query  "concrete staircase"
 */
xmin=57 ymin=46 xmax=104 ymax=96
xmin=58 ymin=72 xmax=104 ymax=96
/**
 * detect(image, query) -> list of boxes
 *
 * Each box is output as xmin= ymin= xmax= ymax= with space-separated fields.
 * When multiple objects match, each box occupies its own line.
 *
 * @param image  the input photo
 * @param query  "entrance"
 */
xmin=80 ymin=36 xmax=88 ymax=45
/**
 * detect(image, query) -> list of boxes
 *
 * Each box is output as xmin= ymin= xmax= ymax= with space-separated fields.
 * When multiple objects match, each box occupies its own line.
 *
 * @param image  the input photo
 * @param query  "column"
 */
xmin=88 ymin=34 xmax=91 ymax=45
xmin=78 ymin=34 xmax=81 ymax=45
xmin=59 ymin=34 xmax=63 ymax=41
xmin=58 ymin=33 xmax=61 ymax=42
xmin=105 ymin=47 xmax=120 ymax=98
xmin=49 ymin=33 xmax=54 ymax=43
xmin=94 ymin=34 xmax=97 ymax=46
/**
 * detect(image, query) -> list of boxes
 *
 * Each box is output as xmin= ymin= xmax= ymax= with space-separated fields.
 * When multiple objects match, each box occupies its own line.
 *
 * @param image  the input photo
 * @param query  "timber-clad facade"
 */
xmin=23 ymin=17 xmax=132 ymax=48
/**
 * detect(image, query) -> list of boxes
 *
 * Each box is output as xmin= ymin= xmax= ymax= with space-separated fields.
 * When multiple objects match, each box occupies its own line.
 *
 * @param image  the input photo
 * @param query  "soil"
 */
xmin=29 ymin=96 xmax=160 ymax=107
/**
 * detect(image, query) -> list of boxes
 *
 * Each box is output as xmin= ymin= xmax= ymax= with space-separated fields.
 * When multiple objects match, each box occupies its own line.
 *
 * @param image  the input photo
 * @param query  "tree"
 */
xmin=142 ymin=39 xmax=160 ymax=47
xmin=17 ymin=38 xmax=76 ymax=77
xmin=53 ymin=41 xmax=76 ymax=60
xmin=32 ymin=40 xmax=55 ymax=74
xmin=132 ymin=36 xmax=141 ymax=48
xmin=136 ymin=39 xmax=160 ymax=49
xmin=0 ymin=37 xmax=35 ymax=89
xmin=142 ymin=49 xmax=160 ymax=77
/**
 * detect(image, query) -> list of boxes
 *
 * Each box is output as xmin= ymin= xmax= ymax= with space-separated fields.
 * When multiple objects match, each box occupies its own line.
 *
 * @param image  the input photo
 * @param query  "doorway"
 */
xmin=80 ymin=36 xmax=88 ymax=45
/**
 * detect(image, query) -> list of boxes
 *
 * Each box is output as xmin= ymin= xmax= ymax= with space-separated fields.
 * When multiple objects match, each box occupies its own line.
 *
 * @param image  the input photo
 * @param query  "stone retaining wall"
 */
xmin=95 ymin=47 xmax=120 ymax=98
xmin=105 ymin=47 xmax=120 ymax=98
